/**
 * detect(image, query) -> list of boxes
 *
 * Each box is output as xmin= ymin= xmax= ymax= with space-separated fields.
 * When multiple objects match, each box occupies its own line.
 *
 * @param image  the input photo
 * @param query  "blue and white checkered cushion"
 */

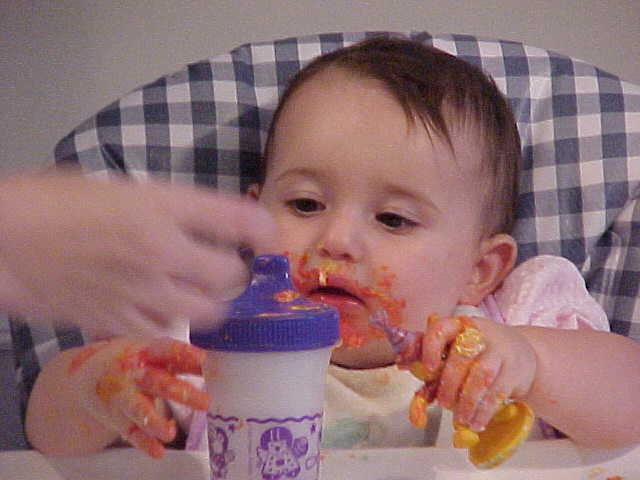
xmin=54 ymin=31 xmax=640 ymax=339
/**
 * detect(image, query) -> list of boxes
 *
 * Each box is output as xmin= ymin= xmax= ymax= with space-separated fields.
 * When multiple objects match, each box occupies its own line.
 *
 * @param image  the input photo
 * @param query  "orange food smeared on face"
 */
xmin=339 ymin=320 xmax=368 ymax=349
xmin=285 ymin=251 xmax=406 ymax=348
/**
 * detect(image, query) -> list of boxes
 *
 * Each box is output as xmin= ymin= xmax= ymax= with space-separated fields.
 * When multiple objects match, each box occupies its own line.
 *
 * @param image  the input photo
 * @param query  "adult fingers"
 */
xmin=168 ymin=240 xmax=250 ymax=303
xmin=104 ymin=307 xmax=170 ymax=339
xmin=166 ymin=187 xmax=278 ymax=253
xmin=78 ymin=308 xmax=163 ymax=341
xmin=90 ymin=283 xmax=221 ymax=340
xmin=0 ymin=270 xmax=29 ymax=316
xmin=132 ymin=280 xmax=228 ymax=332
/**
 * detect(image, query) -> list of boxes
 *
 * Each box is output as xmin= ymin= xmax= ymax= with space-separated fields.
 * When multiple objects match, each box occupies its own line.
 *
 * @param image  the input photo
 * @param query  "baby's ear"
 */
xmin=247 ymin=183 xmax=261 ymax=200
xmin=459 ymin=234 xmax=517 ymax=306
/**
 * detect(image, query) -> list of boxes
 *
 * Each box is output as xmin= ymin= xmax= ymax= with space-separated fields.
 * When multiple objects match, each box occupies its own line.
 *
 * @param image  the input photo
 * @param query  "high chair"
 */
xmin=53 ymin=31 xmax=639 ymax=335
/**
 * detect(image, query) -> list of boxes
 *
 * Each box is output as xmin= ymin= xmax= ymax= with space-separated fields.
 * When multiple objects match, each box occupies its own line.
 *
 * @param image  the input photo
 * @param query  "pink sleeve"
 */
xmin=491 ymin=255 xmax=609 ymax=331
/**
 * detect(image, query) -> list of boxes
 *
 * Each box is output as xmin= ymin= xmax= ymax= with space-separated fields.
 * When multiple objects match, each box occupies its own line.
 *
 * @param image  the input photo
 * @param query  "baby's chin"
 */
xmin=330 ymin=337 xmax=396 ymax=369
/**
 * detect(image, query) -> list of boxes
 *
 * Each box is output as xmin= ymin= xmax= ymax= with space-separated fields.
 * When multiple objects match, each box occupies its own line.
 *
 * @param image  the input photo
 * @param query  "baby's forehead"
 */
xmin=269 ymin=67 xmax=491 ymax=182
xmin=319 ymin=69 xmax=488 ymax=166
xmin=407 ymin=110 xmax=489 ymax=175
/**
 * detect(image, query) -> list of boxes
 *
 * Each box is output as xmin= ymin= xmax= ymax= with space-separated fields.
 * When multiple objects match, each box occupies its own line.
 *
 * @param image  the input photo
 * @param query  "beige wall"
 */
xmin=2 ymin=0 xmax=639 ymax=172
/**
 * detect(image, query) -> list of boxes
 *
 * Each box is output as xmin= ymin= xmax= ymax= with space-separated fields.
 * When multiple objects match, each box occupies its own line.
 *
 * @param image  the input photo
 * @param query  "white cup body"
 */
xmin=203 ymin=348 xmax=332 ymax=480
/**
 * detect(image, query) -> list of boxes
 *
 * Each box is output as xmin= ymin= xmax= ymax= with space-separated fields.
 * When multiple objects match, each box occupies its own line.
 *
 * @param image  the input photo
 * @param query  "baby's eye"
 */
xmin=286 ymin=198 xmax=325 ymax=215
xmin=376 ymin=212 xmax=418 ymax=231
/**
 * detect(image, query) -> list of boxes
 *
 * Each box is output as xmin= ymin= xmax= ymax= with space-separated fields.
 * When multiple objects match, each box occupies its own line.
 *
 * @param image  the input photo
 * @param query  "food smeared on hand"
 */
xmin=370 ymin=311 xmax=533 ymax=469
xmin=69 ymin=337 xmax=210 ymax=459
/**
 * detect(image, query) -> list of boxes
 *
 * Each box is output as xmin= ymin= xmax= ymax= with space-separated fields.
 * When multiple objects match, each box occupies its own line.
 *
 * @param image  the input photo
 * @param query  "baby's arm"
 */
xmin=420 ymin=316 xmax=640 ymax=449
xmin=516 ymin=325 xmax=640 ymax=448
xmin=494 ymin=255 xmax=640 ymax=447
xmin=26 ymin=337 xmax=209 ymax=457
xmin=425 ymin=256 xmax=640 ymax=448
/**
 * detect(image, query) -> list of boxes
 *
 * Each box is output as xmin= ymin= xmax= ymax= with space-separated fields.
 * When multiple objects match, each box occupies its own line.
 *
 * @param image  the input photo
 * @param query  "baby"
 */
xmin=25 ymin=37 xmax=640 ymax=457
xmin=250 ymin=37 xmax=636 ymax=449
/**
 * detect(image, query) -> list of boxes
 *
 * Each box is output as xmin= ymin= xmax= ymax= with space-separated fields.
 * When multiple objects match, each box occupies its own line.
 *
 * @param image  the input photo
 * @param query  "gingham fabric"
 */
xmin=7 ymin=31 xmax=640 ymax=447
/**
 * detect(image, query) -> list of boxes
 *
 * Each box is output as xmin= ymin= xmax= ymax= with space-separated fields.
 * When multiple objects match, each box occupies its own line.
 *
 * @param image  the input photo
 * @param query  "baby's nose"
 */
xmin=316 ymin=213 xmax=364 ymax=262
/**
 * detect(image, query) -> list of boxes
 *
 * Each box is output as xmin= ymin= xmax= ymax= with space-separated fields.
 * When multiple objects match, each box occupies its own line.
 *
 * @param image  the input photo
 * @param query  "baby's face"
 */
xmin=256 ymin=69 xmax=489 ymax=368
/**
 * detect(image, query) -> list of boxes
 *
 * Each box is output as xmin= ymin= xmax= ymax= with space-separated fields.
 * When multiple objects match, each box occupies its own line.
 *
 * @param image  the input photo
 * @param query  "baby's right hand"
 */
xmin=68 ymin=337 xmax=210 ymax=458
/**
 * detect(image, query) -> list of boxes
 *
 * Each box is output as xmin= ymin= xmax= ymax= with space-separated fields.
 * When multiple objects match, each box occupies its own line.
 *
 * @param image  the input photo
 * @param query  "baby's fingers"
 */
xmin=135 ymin=367 xmax=210 ymax=410
xmin=115 ymin=390 xmax=177 ymax=443
xmin=454 ymin=354 xmax=502 ymax=428
xmin=435 ymin=350 xmax=476 ymax=410
xmin=421 ymin=316 xmax=464 ymax=374
xmin=469 ymin=381 xmax=511 ymax=433
xmin=143 ymin=337 xmax=207 ymax=375
xmin=124 ymin=425 xmax=166 ymax=459
xmin=101 ymin=392 xmax=171 ymax=459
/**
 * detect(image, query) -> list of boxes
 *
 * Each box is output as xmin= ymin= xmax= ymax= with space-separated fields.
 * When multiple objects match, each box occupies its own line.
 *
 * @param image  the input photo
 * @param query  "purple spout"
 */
xmin=369 ymin=311 xmax=421 ymax=356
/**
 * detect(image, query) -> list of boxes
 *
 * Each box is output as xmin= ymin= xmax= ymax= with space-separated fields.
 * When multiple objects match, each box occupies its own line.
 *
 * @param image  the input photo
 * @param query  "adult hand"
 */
xmin=0 ymin=171 xmax=277 ymax=336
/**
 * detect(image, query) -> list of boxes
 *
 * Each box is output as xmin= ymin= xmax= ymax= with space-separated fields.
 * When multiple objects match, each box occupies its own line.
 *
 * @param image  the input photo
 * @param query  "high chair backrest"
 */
xmin=54 ymin=31 xmax=640 ymax=339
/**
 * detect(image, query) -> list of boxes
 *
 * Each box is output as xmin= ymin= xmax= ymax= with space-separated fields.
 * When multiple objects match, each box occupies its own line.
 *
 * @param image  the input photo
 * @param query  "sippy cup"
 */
xmin=190 ymin=254 xmax=339 ymax=480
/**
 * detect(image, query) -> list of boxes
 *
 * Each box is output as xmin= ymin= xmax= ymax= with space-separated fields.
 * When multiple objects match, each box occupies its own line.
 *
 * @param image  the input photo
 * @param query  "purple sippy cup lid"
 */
xmin=190 ymin=254 xmax=340 ymax=352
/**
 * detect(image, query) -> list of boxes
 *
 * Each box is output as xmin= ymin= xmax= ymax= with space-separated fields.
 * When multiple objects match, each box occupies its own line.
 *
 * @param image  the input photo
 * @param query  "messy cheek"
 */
xmin=286 ymin=251 xmax=407 ymax=348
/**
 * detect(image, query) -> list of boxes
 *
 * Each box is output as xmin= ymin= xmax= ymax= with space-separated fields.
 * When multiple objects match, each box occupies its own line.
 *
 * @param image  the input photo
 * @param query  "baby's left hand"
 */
xmin=420 ymin=316 xmax=536 ymax=432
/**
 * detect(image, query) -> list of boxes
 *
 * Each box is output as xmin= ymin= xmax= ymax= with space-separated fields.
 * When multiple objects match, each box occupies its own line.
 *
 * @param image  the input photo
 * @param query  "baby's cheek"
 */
xmin=399 ymin=295 xmax=459 ymax=333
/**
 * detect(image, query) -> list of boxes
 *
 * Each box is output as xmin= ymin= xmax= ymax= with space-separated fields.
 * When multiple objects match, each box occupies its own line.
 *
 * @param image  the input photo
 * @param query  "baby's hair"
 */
xmin=260 ymin=36 xmax=521 ymax=235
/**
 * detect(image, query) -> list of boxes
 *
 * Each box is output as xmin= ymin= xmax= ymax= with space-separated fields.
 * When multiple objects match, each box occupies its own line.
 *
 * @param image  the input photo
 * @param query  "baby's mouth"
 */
xmin=286 ymin=252 xmax=402 ymax=348
xmin=308 ymin=286 xmax=365 ymax=312
xmin=307 ymin=283 xmax=377 ymax=349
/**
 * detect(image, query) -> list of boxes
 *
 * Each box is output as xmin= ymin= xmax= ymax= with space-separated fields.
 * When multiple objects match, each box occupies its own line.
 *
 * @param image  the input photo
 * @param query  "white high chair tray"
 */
xmin=1 ymin=440 xmax=638 ymax=479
